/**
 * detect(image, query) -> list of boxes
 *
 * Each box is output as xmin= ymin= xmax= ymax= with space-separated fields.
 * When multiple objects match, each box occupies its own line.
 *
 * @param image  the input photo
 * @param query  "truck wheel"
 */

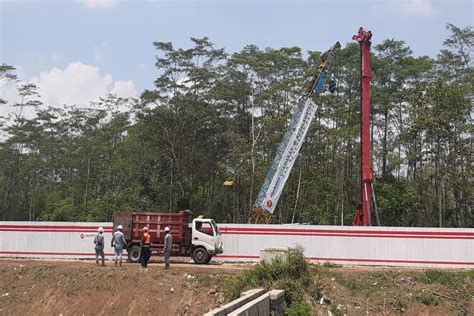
xmin=192 ymin=248 xmax=209 ymax=264
xmin=127 ymin=245 xmax=141 ymax=263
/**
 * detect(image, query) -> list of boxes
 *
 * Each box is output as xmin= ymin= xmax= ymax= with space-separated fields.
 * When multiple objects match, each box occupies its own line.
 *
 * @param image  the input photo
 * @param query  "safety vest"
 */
xmin=143 ymin=232 xmax=151 ymax=247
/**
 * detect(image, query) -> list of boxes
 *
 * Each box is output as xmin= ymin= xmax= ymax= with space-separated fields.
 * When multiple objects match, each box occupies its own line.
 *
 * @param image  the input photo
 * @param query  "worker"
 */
xmin=139 ymin=226 xmax=151 ymax=268
xmin=111 ymin=224 xmax=127 ymax=267
xmin=163 ymin=226 xmax=172 ymax=269
xmin=94 ymin=227 xmax=105 ymax=266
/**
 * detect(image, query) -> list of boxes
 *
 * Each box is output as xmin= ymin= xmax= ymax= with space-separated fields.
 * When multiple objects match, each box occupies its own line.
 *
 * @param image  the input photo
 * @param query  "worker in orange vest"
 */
xmin=139 ymin=226 xmax=152 ymax=268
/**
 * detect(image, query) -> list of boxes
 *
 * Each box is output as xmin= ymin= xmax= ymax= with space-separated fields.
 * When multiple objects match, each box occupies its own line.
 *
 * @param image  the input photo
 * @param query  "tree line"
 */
xmin=0 ymin=24 xmax=472 ymax=227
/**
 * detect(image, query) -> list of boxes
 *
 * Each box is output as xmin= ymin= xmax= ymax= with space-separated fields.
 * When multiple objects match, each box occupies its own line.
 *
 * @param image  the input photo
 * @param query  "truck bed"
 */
xmin=113 ymin=211 xmax=193 ymax=254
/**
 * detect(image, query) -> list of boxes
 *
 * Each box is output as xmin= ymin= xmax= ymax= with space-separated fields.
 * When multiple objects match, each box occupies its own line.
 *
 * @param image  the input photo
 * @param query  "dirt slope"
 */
xmin=312 ymin=266 xmax=473 ymax=315
xmin=0 ymin=259 xmax=243 ymax=315
xmin=0 ymin=259 xmax=472 ymax=315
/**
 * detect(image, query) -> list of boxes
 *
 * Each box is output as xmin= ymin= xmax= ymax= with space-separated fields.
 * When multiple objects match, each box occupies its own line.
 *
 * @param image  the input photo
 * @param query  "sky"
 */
xmin=0 ymin=0 xmax=473 ymax=109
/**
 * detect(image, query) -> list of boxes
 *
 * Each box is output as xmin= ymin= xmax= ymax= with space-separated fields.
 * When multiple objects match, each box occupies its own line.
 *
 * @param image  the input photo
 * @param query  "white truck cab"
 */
xmin=191 ymin=218 xmax=223 ymax=264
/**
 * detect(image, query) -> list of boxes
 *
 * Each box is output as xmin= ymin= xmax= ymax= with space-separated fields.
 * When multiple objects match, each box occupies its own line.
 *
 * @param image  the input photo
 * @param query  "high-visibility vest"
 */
xmin=143 ymin=232 xmax=151 ymax=247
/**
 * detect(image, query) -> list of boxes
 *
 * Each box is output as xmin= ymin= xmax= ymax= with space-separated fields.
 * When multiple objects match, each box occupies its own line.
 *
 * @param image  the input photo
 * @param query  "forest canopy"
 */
xmin=0 ymin=24 xmax=472 ymax=227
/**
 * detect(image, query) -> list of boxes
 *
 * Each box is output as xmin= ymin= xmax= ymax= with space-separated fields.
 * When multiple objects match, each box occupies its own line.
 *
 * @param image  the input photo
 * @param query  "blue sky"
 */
xmin=1 ymin=0 xmax=472 ymax=107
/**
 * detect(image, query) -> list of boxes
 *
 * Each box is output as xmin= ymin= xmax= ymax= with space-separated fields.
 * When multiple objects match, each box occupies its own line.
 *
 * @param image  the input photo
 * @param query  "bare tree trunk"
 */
xmin=382 ymin=110 xmax=389 ymax=180
xmin=83 ymin=151 xmax=91 ymax=213
xmin=291 ymin=169 xmax=302 ymax=224
xmin=1 ymin=169 xmax=11 ymax=221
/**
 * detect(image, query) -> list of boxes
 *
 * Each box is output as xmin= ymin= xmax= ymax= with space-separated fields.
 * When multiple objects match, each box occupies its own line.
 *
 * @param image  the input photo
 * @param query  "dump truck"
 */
xmin=113 ymin=210 xmax=223 ymax=264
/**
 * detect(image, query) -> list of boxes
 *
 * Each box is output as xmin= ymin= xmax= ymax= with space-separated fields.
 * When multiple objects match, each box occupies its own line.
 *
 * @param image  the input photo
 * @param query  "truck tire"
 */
xmin=127 ymin=245 xmax=141 ymax=263
xmin=192 ymin=247 xmax=209 ymax=264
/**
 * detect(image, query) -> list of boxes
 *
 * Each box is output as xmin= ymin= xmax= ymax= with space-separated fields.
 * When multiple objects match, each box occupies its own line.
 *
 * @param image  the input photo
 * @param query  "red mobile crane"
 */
xmin=352 ymin=27 xmax=380 ymax=226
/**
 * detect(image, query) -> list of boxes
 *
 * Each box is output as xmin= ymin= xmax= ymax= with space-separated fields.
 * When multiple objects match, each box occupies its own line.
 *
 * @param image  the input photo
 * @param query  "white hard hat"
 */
xmin=117 ymin=225 xmax=123 ymax=230
xmin=164 ymin=227 xmax=170 ymax=232
xmin=98 ymin=227 xmax=104 ymax=233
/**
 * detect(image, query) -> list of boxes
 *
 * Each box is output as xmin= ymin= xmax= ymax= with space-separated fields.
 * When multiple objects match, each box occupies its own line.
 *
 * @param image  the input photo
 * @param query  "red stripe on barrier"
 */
xmin=221 ymin=227 xmax=474 ymax=236
xmin=213 ymin=255 xmax=259 ymax=259
xmin=1 ymin=251 xmax=472 ymax=266
xmin=2 ymin=225 xmax=473 ymax=236
xmin=0 ymin=251 xmax=123 ymax=256
xmin=1 ymin=229 xmax=473 ymax=239
xmin=0 ymin=229 xmax=113 ymax=233
xmin=214 ymin=255 xmax=474 ymax=266
xmin=0 ymin=225 xmax=113 ymax=230
xmin=220 ymin=231 xmax=474 ymax=240
xmin=306 ymin=257 xmax=474 ymax=266
xmin=1 ymin=225 xmax=473 ymax=240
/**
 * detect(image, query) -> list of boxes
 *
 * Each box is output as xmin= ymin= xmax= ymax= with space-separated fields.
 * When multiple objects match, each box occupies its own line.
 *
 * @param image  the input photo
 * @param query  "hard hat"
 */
xmin=98 ymin=227 xmax=104 ymax=233
xmin=164 ymin=227 xmax=170 ymax=232
xmin=143 ymin=226 xmax=148 ymax=231
xmin=117 ymin=225 xmax=123 ymax=230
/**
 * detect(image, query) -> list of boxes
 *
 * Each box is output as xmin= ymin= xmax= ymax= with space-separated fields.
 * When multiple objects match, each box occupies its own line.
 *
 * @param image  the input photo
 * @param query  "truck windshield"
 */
xmin=211 ymin=220 xmax=220 ymax=235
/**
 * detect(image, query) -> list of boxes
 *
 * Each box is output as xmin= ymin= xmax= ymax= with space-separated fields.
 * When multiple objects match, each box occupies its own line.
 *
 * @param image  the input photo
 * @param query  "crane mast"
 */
xmin=352 ymin=27 xmax=379 ymax=226
xmin=254 ymin=42 xmax=341 ymax=214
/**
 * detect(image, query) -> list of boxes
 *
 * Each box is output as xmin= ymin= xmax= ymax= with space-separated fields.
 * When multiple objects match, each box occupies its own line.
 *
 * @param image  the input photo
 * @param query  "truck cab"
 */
xmin=191 ymin=218 xmax=223 ymax=264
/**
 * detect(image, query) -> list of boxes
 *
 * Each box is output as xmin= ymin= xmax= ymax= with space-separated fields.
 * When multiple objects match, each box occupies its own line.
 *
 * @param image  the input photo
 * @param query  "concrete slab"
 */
xmin=228 ymin=293 xmax=270 ymax=316
xmin=204 ymin=288 xmax=266 ymax=316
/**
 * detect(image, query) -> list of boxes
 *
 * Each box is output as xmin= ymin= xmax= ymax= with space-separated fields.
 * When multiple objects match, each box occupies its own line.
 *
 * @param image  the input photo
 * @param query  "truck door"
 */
xmin=193 ymin=220 xmax=216 ymax=249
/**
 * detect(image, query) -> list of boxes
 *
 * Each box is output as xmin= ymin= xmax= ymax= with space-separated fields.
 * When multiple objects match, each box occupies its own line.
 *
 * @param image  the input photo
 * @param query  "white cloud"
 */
xmin=80 ymin=0 xmax=119 ymax=9
xmin=385 ymin=0 xmax=435 ymax=16
xmin=32 ymin=62 xmax=113 ymax=106
xmin=1 ymin=62 xmax=137 ymax=114
xmin=111 ymin=80 xmax=137 ymax=98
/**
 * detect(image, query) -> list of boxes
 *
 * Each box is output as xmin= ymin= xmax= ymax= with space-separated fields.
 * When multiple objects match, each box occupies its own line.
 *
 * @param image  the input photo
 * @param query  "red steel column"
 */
xmin=353 ymin=27 xmax=373 ymax=226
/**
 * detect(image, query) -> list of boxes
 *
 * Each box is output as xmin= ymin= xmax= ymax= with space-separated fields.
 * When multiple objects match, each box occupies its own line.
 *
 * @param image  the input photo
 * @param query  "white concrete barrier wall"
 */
xmin=218 ymin=224 xmax=474 ymax=268
xmin=0 ymin=222 xmax=113 ymax=259
xmin=0 ymin=222 xmax=473 ymax=268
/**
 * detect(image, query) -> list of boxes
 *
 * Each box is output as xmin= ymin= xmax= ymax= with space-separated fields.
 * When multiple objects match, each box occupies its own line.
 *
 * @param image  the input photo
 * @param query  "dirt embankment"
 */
xmin=0 ymin=259 xmax=243 ymax=315
xmin=0 ymin=259 xmax=472 ymax=315
xmin=312 ymin=266 xmax=473 ymax=315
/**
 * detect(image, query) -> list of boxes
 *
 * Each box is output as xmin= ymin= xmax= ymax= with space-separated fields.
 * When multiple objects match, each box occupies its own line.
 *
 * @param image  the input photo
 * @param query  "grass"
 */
xmin=418 ymin=269 xmax=474 ymax=286
xmin=224 ymin=246 xmax=316 ymax=314
xmin=284 ymin=302 xmax=313 ymax=316
xmin=416 ymin=291 xmax=440 ymax=306
xmin=222 ymin=254 xmax=473 ymax=315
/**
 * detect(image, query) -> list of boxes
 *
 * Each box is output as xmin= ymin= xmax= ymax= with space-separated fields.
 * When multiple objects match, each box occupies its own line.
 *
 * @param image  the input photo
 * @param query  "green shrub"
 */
xmin=273 ymin=278 xmax=305 ymax=305
xmin=417 ymin=292 xmax=439 ymax=305
xmin=420 ymin=269 xmax=474 ymax=288
xmin=423 ymin=270 xmax=454 ymax=285
xmin=224 ymin=246 xmax=314 ymax=308
xmin=321 ymin=261 xmax=342 ymax=268
xmin=284 ymin=302 xmax=313 ymax=316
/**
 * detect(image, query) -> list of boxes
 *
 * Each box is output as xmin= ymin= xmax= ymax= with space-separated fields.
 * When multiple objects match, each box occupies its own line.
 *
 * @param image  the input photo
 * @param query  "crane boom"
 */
xmin=254 ymin=41 xmax=341 ymax=214
xmin=352 ymin=27 xmax=380 ymax=226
